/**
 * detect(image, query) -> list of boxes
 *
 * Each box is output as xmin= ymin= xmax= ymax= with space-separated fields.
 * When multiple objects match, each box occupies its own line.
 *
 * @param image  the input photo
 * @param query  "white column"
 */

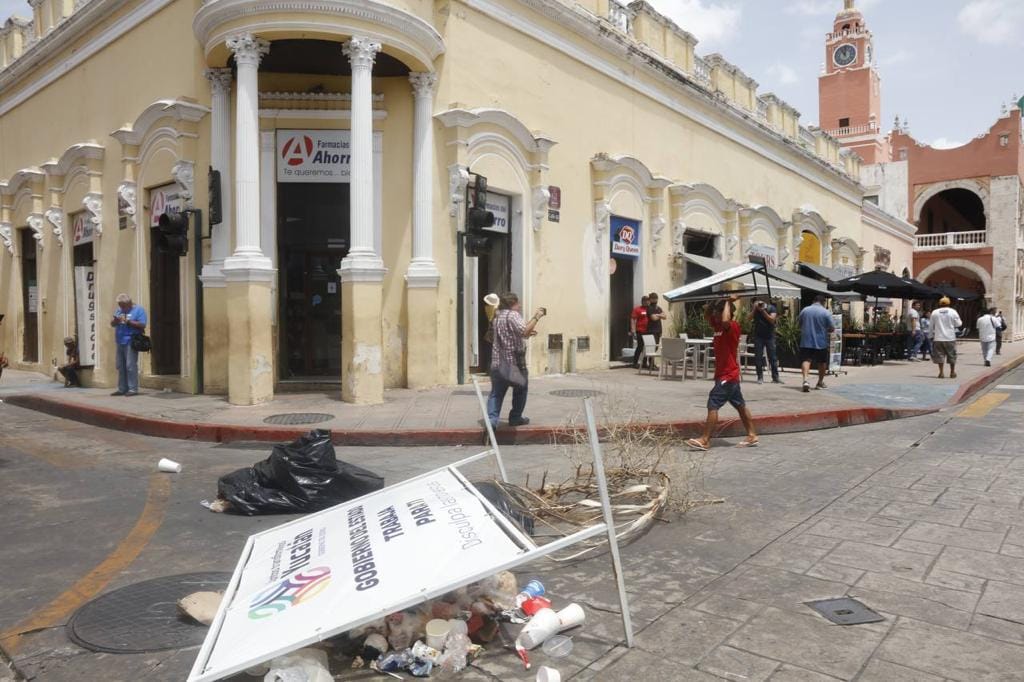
xmin=201 ymin=67 xmax=233 ymax=285
xmin=339 ymin=36 xmax=384 ymax=280
xmin=406 ymin=72 xmax=440 ymax=287
xmin=224 ymin=33 xmax=271 ymax=274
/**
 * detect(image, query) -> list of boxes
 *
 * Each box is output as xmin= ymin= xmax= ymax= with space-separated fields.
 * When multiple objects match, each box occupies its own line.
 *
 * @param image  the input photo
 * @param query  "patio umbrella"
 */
xmin=930 ymin=284 xmax=980 ymax=301
xmin=829 ymin=270 xmax=928 ymax=299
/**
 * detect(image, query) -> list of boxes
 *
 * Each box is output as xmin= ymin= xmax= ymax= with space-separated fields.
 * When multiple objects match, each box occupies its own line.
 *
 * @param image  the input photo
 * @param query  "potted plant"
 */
xmin=775 ymin=313 xmax=801 ymax=369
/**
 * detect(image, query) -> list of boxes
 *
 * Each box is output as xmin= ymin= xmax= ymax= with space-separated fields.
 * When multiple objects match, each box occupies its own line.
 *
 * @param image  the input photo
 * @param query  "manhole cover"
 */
xmin=450 ymin=390 xmax=478 ymax=396
xmin=262 ymin=413 xmax=334 ymax=425
xmin=549 ymin=389 xmax=604 ymax=398
xmin=68 ymin=572 xmax=232 ymax=653
xmin=804 ymin=597 xmax=884 ymax=625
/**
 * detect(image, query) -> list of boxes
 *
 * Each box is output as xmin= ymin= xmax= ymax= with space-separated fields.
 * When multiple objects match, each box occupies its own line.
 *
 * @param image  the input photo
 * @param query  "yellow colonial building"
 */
xmin=0 ymin=0 xmax=915 ymax=404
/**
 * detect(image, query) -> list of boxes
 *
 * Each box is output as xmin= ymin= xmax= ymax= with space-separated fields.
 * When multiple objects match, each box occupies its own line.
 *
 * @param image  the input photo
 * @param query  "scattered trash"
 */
xmin=536 ymin=665 xmax=561 ymax=682
xmin=517 ymin=608 xmax=561 ymax=649
xmin=214 ymin=429 xmax=384 ymax=515
xmin=263 ymin=647 xmax=332 ymax=682
xmin=424 ymin=619 xmax=450 ymax=650
xmin=177 ymin=591 xmax=223 ymax=626
xmin=199 ymin=498 xmax=231 ymax=513
xmin=157 ymin=457 xmax=182 ymax=473
xmin=541 ymin=635 xmax=573 ymax=658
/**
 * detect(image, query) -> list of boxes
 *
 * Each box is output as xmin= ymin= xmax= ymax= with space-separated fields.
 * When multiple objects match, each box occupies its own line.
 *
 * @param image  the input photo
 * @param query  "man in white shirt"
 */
xmin=929 ymin=297 xmax=962 ymax=379
xmin=977 ymin=308 xmax=999 ymax=367
xmin=906 ymin=302 xmax=922 ymax=361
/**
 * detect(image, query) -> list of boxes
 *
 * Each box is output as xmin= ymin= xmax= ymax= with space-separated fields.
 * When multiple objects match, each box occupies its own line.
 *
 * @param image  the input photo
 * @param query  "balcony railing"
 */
xmin=756 ymin=97 xmax=769 ymax=121
xmin=915 ymin=230 xmax=987 ymax=250
xmin=693 ymin=56 xmax=711 ymax=87
xmin=824 ymin=122 xmax=878 ymax=138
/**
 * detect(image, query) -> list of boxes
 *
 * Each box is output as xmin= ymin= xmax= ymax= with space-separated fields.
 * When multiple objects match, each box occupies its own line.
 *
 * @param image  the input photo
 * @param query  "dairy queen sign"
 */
xmin=610 ymin=216 xmax=641 ymax=259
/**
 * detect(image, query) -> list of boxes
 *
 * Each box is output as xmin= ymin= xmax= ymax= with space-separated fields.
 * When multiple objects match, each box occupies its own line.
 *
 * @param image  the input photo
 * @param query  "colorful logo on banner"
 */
xmin=248 ymin=566 xmax=332 ymax=620
xmin=72 ymin=212 xmax=95 ymax=246
xmin=610 ymin=216 xmax=641 ymax=259
xmin=281 ymin=135 xmax=314 ymax=166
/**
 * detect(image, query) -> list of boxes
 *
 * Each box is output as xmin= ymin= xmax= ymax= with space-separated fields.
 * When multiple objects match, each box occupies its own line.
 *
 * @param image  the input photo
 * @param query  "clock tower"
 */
xmin=817 ymin=0 xmax=888 ymax=163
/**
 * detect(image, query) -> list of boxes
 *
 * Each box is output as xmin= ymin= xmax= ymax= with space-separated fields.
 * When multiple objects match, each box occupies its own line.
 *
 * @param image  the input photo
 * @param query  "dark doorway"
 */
xmin=919 ymin=189 xmax=986 ymax=235
xmin=471 ymin=232 xmax=511 ymax=374
xmin=278 ymin=182 xmax=350 ymax=379
xmin=20 ymin=229 xmax=37 ymax=363
xmin=149 ymin=226 xmax=182 ymax=375
xmin=609 ymin=256 xmax=635 ymax=362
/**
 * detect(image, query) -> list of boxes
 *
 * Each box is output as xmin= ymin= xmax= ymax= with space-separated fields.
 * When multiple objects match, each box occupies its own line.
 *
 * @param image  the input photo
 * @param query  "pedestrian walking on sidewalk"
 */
xmin=486 ymin=293 xmax=545 ymax=429
xmin=109 ymin=293 xmax=147 ymax=396
xmin=930 ymin=296 xmax=962 ymax=379
xmin=797 ymin=294 xmax=834 ymax=392
xmin=630 ymin=294 xmax=650 ymax=369
xmin=995 ymin=310 xmax=1006 ymax=355
xmin=751 ymin=296 xmax=782 ymax=384
xmin=645 ymin=292 xmax=666 ymax=371
xmin=977 ymin=308 xmax=999 ymax=367
xmin=686 ymin=296 xmax=758 ymax=451
xmin=906 ymin=301 xmax=923 ymax=360
xmin=58 ymin=336 xmax=81 ymax=387
xmin=919 ymin=310 xmax=932 ymax=361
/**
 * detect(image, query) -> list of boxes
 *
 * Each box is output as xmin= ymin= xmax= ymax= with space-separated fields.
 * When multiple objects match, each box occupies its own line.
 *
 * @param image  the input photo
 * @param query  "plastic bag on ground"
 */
xmin=217 ymin=429 xmax=384 ymax=515
xmin=263 ymin=647 xmax=332 ymax=682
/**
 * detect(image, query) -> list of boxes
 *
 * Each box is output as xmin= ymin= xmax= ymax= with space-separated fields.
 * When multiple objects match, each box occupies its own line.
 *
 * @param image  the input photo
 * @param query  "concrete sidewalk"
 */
xmin=2 ymin=341 xmax=1021 ymax=445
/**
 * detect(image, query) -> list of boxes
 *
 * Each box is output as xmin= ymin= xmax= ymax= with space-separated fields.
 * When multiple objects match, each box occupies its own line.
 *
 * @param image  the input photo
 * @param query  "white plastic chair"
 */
xmin=638 ymin=334 xmax=661 ymax=375
xmin=659 ymin=337 xmax=693 ymax=380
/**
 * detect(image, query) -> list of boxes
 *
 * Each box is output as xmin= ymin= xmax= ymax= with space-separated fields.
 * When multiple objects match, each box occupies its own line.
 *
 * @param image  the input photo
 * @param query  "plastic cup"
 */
xmin=425 ymin=619 xmax=451 ymax=650
xmin=536 ymin=666 xmax=561 ymax=682
xmin=541 ymin=635 xmax=573 ymax=658
xmin=157 ymin=458 xmax=182 ymax=473
xmin=522 ymin=579 xmax=545 ymax=597
xmin=519 ymin=608 xmax=560 ymax=649
xmin=556 ymin=603 xmax=585 ymax=630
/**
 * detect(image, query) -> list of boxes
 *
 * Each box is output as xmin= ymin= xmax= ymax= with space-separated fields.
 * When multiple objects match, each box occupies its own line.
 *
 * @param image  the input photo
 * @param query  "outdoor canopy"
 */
xmin=662 ymin=253 xmax=800 ymax=303
xmin=828 ymin=270 xmax=939 ymax=300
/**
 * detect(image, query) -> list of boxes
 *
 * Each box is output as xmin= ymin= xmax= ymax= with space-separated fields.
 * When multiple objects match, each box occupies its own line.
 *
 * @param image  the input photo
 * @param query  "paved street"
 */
xmin=4 ymin=366 xmax=1024 ymax=680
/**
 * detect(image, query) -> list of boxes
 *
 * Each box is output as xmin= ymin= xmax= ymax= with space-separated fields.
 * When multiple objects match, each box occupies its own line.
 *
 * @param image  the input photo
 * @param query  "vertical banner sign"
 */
xmin=829 ymin=313 xmax=843 ymax=374
xmin=150 ymin=184 xmax=184 ymax=228
xmin=277 ymin=130 xmax=352 ymax=183
xmin=610 ymin=216 xmax=641 ymax=259
xmin=74 ymin=266 xmax=97 ymax=365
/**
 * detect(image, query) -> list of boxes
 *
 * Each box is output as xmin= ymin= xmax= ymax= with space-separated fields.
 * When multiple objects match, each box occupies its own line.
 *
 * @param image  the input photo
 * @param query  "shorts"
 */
xmin=932 ymin=341 xmax=957 ymax=365
xmin=707 ymin=380 xmax=746 ymax=410
xmin=800 ymin=347 xmax=829 ymax=365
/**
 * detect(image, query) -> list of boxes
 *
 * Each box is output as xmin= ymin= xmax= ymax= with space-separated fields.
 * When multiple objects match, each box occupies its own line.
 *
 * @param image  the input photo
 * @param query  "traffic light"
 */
xmin=157 ymin=211 xmax=189 ymax=256
xmin=208 ymin=168 xmax=223 ymax=226
xmin=464 ymin=173 xmax=495 ymax=256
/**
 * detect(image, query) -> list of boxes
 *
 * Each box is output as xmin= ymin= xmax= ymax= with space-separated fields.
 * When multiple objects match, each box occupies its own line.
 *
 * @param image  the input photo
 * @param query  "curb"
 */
xmin=949 ymin=355 xmax=1024 ymax=406
xmin=3 ymin=393 xmax=937 ymax=447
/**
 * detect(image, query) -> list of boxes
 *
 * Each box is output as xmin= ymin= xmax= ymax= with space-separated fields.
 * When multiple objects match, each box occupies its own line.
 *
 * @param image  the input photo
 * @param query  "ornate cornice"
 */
xmin=83 ymin=192 xmax=102 ymax=236
xmin=26 ymin=213 xmax=44 ymax=248
xmin=193 ymin=0 xmax=444 ymax=69
xmin=172 ymin=161 xmax=195 ymax=207
xmin=117 ymin=182 xmax=137 ymax=229
xmin=0 ymin=222 xmax=12 ymax=254
xmin=204 ymin=67 xmax=233 ymax=95
xmin=110 ymin=99 xmax=210 ymax=147
xmin=226 ymin=32 xmax=269 ymax=66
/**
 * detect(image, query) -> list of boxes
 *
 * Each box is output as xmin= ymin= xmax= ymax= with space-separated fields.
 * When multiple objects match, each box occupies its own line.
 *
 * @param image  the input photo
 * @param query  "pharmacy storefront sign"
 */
xmin=277 ymin=130 xmax=353 ymax=183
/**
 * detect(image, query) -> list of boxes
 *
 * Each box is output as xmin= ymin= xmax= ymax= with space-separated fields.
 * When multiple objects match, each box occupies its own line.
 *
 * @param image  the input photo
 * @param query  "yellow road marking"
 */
xmin=0 ymin=474 xmax=171 ymax=654
xmin=958 ymin=392 xmax=1010 ymax=419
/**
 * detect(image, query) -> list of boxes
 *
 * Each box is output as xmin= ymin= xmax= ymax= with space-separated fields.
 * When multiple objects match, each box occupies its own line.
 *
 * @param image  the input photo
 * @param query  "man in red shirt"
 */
xmin=630 ymin=295 xmax=650 ymax=369
xmin=686 ymin=295 xmax=758 ymax=450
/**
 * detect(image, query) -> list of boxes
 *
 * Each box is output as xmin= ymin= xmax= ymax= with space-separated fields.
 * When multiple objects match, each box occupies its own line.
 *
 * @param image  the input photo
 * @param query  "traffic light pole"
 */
xmin=456 ymin=230 xmax=465 ymax=385
xmin=190 ymin=209 xmax=205 ymax=395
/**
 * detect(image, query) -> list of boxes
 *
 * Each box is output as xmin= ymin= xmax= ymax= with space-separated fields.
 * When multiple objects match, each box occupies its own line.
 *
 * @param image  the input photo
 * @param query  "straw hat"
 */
xmin=483 ymin=293 xmax=500 ymax=307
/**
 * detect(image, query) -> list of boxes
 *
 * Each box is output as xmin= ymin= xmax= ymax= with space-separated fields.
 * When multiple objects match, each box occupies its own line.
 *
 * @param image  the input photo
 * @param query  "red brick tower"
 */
xmin=817 ymin=0 xmax=889 ymax=163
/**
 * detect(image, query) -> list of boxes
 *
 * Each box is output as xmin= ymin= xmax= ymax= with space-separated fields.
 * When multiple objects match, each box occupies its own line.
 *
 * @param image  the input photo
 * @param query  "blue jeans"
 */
xmin=753 ymin=335 xmax=779 ymax=381
xmin=487 ymin=367 xmax=529 ymax=427
xmin=909 ymin=330 xmax=923 ymax=358
xmin=116 ymin=342 xmax=139 ymax=393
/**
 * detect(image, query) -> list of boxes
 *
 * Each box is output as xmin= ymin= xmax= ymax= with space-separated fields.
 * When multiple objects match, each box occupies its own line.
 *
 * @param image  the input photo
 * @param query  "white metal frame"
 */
xmin=189 ymin=384 xmax=633 ymax=682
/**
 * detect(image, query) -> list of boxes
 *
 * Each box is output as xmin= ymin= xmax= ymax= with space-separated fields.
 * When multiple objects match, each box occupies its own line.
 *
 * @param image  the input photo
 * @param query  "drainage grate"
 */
xmin=804 ymin=597 xmax=884 ymax=625
xmin=68 ymin=572 xmax=232 ymax=653
xmin=450 ymin=390 xmax=478 ymax=396
xmin=262 ymin=413 xmax=334 ymax=425
xmin=549 ymin=389 xmax=604 ymax=398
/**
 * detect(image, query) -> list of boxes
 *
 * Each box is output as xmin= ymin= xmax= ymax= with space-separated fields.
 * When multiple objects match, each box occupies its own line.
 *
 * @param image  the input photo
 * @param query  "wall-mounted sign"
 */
xmin=610 ymin=216 xmax=640 ymax=259
xmin=484 ymin=192 xmax=511 ymax=234
xmin=746 ymin=243 xmax=777 ymax=268
xmin=149 ymin=183 xmax=184 ymax=229
xmin=277 ymin=130 xmax=352 ymax=183
xmin=548 ymin=186 xmax=561 ymax=209
xmin=548 ymin=209 xmax=560 ymax=223
xmin=72 ymin=212 xmax=95 ymax=246
xmin=873 ymin=245 xmax=891 ymax=270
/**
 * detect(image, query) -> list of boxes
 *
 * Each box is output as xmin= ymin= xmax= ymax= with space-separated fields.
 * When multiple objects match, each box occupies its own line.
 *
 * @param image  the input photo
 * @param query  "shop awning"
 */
xmin=797 ymin=261 xmax=855 ymax=283
xmin=767 ymin=267 xmax=861 ymax=302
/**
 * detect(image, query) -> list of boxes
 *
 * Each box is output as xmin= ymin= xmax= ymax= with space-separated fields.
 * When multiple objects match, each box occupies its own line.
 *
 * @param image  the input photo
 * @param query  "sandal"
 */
xmin=736 ymin=439 xmax=759 ymax=448
xmin=685 ymin=438 xmax=709 ymax=451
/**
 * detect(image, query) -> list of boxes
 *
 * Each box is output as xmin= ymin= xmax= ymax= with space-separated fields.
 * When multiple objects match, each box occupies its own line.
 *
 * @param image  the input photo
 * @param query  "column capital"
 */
xmin=226 ymin=33 xmax=269 ymax=67
xmin=204 ymin=67 xmax=233 ymax=95
xmin=409 ymin=72 xmax=437 ymax=99
xmin=343 ymin=36 xmax=381 ymax=70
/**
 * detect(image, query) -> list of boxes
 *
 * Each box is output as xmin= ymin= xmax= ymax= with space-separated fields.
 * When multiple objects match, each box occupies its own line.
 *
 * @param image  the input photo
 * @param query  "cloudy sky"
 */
xmin=646 ymin=0 xmax=1021 ymax=148
xmin=0 ymin=0 xmax=1018 ymax=147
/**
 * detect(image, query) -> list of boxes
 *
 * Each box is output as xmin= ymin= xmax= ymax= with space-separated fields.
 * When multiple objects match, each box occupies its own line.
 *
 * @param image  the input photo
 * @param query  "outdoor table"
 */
xmin=684 ymin=338 xmax=714 ymax=379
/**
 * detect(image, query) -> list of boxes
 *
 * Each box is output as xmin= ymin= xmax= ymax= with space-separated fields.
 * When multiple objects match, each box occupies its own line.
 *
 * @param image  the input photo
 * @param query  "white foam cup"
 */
xmin=425 ymin=618 xmax=451 ymax=650
xmin=536 ymin=666 xmax=561 ymax=682
xmin=556 ymin=604 xmax=585 ymax=630
xmin=519 ymin=608 xmax=561 ymax=649
xmin=157 ymin=458 xmax=182 ymax=473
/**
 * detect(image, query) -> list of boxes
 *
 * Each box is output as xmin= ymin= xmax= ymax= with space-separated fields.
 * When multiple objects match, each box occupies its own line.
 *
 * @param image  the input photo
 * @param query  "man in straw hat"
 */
xmin=929 ymin=296 xmax=962 ymax=379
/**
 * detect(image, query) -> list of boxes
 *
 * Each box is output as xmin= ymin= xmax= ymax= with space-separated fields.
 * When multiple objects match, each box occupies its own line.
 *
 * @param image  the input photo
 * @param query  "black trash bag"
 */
xmin=472 ymin=481 xmax=535 ymax=535
xmin=217 ymin=429 xmax=384 ymax=515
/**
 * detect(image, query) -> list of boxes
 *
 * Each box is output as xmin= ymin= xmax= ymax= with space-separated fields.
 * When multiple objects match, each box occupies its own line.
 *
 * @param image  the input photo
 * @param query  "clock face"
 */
xmin=834 ymin=43 xmax=857 ymax=67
